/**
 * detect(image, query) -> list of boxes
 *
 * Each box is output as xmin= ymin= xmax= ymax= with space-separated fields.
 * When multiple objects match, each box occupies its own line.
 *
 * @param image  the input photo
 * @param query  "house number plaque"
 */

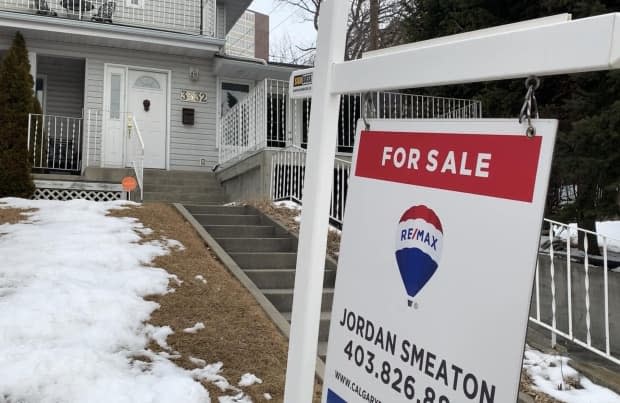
xmin=180 ymin=89 xmax=207 ymax=103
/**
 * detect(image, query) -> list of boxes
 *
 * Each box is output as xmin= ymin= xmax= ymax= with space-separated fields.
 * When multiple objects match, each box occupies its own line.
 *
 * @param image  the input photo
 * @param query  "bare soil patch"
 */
xmin=110 ymin=203 xmax=292 ymax=402
xmin=0 ymin=207 xmax=35 ymax=225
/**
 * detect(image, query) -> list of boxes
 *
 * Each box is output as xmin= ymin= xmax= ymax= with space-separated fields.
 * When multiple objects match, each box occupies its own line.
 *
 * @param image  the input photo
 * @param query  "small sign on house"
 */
xmin=180 ymin=89 xmax=207 ymax=103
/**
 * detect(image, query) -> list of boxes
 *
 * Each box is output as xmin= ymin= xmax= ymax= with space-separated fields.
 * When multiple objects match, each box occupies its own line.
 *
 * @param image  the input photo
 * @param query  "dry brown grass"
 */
xmin=110 ymin=203 xmax=291 ymax=402
xmin=0 ymin=207 xmax=34 ymax=225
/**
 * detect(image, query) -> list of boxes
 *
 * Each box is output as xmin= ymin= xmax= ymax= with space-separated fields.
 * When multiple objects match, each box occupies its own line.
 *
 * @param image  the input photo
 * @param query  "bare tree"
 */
xmin=270 ymin=31 xmax=315 ymax=65
xmin=277 ymin=0 xmax=404 ymax=61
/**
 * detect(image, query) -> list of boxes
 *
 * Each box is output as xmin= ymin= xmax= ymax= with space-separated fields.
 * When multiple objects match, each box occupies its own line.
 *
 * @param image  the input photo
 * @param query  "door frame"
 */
xmin=103 ymin=63 xmax=172 ymax=170
xmin=216 ymin=77 xmax=254 ymax=149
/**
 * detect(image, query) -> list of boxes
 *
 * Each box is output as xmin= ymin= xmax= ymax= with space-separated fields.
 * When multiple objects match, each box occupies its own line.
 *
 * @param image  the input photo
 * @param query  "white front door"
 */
xmin=102 ymin=67 xmax=126 ymax=167
xmin=127 ymin=70 xmax=167 ymax=169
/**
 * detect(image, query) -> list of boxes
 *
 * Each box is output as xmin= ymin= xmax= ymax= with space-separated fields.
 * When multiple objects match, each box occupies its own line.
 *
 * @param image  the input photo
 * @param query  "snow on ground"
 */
xmin=552 ymin=221 xmax=620 ymax=253
xmin=274 ymin=200 xmax=301 ymax=211
xmin=184 ymin=322 xmax=206 ymax=333
xmin=238 ymin=374 xmax=262 ymax=387
xmin=273 ymin=200 xmax=342 ymax=233
xmin=0 ymin=198 xmax=212 ymax=403
xmin=523 ymin=346 xmax=620 ymax=403
xmin=195 ymin=274 xmax=207 ymax=284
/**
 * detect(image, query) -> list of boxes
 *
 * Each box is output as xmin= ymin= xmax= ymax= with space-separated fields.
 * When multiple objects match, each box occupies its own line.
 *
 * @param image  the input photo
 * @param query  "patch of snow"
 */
xmin=189 ymin=356 xmax=207 ymax=367
xmin=184 ymin=322 xmax=206 ymax=334
xmin=135 ymin=225 xmax=154 ymax=236
xmin=164 ymin=237 xmax=186 ymax=251
xmin=238 ymin=373 xmax=262 ymax=387
xmin=195 ymin=275 xmax=207 ymax=284
xmin=169 ymin=274 xmax=183 ymax=285
xmin=223 ymin=202 xmax=241 ymax=207
xmin=191 ymin=362 xmax=236 ymax=392
xmin=0 ymin=198 xmax=210 ymax=403
xmin=158 ymin=351 xmax=182 ymax=359
xmin=523 ymin=346 xmax=620 ymax=403
xmin=274 ymin=200 xmax=301 ymax=210
xmin=263 ymin=393 xmax=272 ymax=400
xmin=218 ymin=393 xmax=252 ymax=403
xmin=145 ymin=324 xmax=174 ymax=350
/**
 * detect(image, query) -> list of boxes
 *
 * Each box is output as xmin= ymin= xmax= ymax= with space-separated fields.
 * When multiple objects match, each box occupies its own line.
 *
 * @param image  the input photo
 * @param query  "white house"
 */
xmin=0 ymin=0 xmax=294 ymax=177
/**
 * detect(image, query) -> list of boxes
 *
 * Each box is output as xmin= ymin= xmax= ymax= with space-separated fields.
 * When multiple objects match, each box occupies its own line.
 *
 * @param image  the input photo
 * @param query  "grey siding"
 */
xmin=37 ymin=56 xmax=85 ymax=118
xmin=0 ymin=36 xmax=219 ymax=171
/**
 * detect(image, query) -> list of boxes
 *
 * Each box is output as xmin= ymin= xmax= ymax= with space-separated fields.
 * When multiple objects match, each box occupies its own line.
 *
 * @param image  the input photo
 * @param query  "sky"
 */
xmin=248 ymin=0 xmax=318 ymax=62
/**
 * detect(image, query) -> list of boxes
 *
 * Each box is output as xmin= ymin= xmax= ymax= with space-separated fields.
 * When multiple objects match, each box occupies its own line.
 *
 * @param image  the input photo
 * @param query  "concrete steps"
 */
xmin=184 ymin=203 xmax=337 ymax=363
xmin=142 ymin=170 xmax=228 ymax=203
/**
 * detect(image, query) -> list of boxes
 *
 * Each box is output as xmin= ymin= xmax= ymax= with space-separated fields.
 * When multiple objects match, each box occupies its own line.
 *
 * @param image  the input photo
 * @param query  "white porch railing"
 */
xmin=294 ymin=91 xmax=483 ymax=150
xmin=127 ymin=114 xmax=144 ymax=200
xmin=84 ymin=109 xmax=144 ymax=199
xmin=0 ymin=0 xmax=214 ymax=36
xmin=271 ymin=147 xmax=351 ymax=226
xmin=28 ymin=113 xmax=83 ymax=172
xmin=219 ymin=81 xmax=267 ymax=165
xmin=219 ymin=78 xmax=483 ymax=166
xmin=85 ymin=109 xmax=102 ymax=170
xmin=531 ymin=219 xmax=620 ymax=365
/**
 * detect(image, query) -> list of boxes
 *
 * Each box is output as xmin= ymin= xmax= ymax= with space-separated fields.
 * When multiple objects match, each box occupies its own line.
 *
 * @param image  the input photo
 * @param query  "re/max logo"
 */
xmin=400 ymin=227 xmax=439 ymax=250
xmin=293 ymin=73 xmax=312 ymax=87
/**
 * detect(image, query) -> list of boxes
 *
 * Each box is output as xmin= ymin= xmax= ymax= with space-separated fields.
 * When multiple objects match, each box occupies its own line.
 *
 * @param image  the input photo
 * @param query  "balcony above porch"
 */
xmin=0 ymin=10 xmax=222 ymax=56
xmin=0 ymin=0 xmax=230 ymax=39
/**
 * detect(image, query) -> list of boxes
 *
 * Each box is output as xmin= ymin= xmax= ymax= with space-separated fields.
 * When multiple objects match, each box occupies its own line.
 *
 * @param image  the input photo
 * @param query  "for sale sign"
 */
xmin=322 ymin=119 xmax=557 ymax=403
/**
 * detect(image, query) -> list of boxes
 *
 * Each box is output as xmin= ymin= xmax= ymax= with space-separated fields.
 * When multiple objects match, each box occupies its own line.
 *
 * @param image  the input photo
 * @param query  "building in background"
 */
xmin=224 ymin=10 xmax=269 ymax=60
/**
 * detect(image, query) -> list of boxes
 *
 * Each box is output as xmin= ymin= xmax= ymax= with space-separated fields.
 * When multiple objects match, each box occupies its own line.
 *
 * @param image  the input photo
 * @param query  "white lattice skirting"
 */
xmin=33 ymin=180 xmax=127 ymax=202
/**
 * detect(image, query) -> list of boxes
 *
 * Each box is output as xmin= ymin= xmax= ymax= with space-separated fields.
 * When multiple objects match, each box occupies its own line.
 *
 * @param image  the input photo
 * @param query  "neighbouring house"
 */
xmin=224 ymin=9 xmax=268 ymax=60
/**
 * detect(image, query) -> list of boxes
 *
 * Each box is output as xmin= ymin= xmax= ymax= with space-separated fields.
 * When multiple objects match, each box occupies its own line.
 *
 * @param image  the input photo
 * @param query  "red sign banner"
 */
xmin=354 ymin=131 xmax=542 ymax=202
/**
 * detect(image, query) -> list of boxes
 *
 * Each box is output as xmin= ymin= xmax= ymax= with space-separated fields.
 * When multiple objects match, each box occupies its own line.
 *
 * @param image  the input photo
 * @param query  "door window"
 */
xmin=110 ymin=73 xmax=122 ymax=119
xmin=133 ymin=75 xmax=161 ymax=90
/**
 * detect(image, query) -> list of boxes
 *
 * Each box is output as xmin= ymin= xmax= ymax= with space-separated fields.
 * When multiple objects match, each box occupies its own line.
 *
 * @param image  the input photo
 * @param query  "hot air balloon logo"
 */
xmin=395 ymin=205 xmax=444 ymax=303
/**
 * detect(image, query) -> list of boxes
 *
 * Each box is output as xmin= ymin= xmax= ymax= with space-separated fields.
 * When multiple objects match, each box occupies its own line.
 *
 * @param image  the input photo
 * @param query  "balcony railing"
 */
xmin=218 ymin=79 xmax=483 ymax=166
xmin=0 ymin=0 xmax=216 ymax=36
xmin=28 ymin=113 xmax=83 ymax=173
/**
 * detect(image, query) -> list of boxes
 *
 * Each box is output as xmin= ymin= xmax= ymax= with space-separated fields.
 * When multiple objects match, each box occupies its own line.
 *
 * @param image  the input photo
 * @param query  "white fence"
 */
xmin=219 ymin=79 xmax=483 ymax=166
xmin=271 ymin=147 xmax=351 ymax=226
xmin=27 ymin=113 xmax=83 ymax=172
xmin=532 ymin=219 xmax=620 ymax=365
xmin=0 ymin=0 xmax=215 ymax=36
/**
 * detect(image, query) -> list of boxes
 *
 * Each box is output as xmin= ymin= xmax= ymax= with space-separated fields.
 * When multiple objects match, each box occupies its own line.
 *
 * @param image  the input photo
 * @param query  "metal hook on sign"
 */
xmin=362 ymin=92 xmax=375 ymax=130
xmin=518 ymin=76 xmax=540 ymax=137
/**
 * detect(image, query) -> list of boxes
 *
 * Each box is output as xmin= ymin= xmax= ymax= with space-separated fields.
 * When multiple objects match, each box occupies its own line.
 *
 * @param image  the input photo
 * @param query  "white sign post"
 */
xmin=282 ymin=2 xmax=620 ymax=401
xmin=321 ymin=119 xmax=557 ymax=403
